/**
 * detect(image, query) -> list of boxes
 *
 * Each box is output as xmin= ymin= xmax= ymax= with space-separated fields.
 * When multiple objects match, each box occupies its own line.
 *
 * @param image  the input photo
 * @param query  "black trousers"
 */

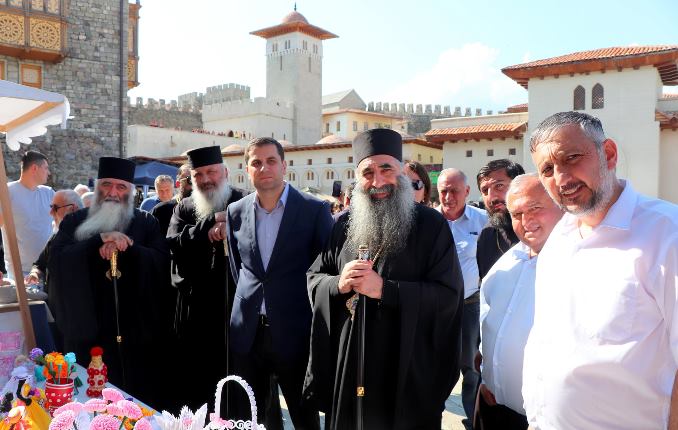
xmin=229 ymin=317 xmax=319 ymax=430
xmin=476 ymin=392 xmax=528 ymax=430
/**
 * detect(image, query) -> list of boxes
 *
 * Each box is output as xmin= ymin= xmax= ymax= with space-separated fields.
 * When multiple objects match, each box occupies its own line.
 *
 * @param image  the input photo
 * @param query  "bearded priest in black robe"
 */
xmin=303 ymin=129 xmax=464 ymax=430
xmin=48 ymin=157 xmax=170 ymax=405
xmin=166 ymin=146 xmax=245 ymax=408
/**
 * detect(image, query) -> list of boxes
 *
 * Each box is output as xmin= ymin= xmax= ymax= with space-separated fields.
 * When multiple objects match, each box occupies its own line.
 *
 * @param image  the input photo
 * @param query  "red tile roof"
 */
xmin=506 ymin=103 xmax=528 ymax=113
xmin=425 ymin=122 xmax=527 ymax=143
xmin=502 ymin=46 xmax=678 ymax=89
xmin=657 ymin=110 xmax=678 ymax=130
xmin=251 ymin=11 xmax=337 ymax=40
xmin=661 ymin=93 xmax=678 ymax=100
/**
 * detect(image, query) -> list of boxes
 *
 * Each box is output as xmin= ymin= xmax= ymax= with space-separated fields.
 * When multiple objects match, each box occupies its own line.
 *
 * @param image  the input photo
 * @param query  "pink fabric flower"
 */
xmin=84 ymin=399 xmax=108 ymax=413
xmin=105 ymin=403 xmax=125 ymax=417
xmin=54 ymin=402 xmax=84 ymax=417
xmin=133 ymin=417 xmax=152 ymax=430
xmin=114 ymin=400 xmax=143 ymax=420
xmin=102 ymin=388 xmax=124 ymax=402
xmin=90 ymin=414 xmax=122 ymax=430
xmin=48 ymin=410 xmax=76 ymax=430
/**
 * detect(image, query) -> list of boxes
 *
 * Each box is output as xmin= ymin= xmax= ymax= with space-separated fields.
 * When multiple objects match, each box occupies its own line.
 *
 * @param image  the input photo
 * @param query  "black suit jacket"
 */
xmin=227 ymin=185 xmax=333 ymax=362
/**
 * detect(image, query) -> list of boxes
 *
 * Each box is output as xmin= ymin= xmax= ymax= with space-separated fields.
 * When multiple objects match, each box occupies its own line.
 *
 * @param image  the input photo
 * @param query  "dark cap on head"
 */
xmin=187 ymin=146 xmax=223 ymax=169
xmin=98 ymin=157 xmax=135 ymax=183
xmin=352 ymin=129 xmax=402 ymax=165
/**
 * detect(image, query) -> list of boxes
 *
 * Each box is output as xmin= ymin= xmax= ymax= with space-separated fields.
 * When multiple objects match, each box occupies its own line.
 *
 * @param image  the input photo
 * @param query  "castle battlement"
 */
xmin=366 ymin=101 xmax=493 ymax=117
xmin=129 ymin=96 xmax=201 ymax=113
xmin=202 ymin=97 xmax=295 ymax=122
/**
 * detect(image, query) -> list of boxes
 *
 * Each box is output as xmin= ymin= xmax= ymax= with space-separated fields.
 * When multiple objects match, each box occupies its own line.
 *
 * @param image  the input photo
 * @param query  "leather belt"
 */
xmin=464 ymin=291 xmax=480 ymax=305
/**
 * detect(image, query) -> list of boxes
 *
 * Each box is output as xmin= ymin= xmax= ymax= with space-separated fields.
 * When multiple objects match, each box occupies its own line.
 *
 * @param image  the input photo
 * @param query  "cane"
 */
xmin=106 ymin=250 xmax=126 ymax=389
xmin=356 ymin=245 xmax=370 ymax=430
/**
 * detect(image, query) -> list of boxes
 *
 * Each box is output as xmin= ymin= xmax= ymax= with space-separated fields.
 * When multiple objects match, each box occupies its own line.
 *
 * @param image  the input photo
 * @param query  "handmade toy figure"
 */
xmin=86 ymin=347 xmax=107 ymax=398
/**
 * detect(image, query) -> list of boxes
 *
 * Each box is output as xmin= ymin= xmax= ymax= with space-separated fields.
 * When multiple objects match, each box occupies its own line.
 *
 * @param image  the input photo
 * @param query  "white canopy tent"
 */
xmin=0 ymin=79 xmax=71 ymax=350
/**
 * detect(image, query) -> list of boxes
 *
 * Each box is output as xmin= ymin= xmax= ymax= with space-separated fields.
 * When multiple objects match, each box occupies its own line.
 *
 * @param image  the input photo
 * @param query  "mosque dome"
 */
xmin=316 ymin=134 xmax=348 ymax=145
xmin=222 ymin=144 xmax=243 ymax=153
xmin=281 ymin=10 xmax=308 ymax=24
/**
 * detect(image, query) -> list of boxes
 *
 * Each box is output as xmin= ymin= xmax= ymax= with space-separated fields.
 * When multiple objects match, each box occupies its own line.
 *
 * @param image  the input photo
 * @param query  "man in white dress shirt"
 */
xmin=522 ymin=111 xmax=678 ymax=430
xmin=436 ymin=168 xmax=487 ymax=426
xmin=478 ymin=174 xmax=562 ymax=429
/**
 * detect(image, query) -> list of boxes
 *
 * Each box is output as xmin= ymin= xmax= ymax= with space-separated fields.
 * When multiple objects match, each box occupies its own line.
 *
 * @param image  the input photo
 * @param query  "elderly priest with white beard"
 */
xmin=303 ymin=129 xmax=464 ymax=429
xmin=166 ymin=145 xmax=245 ymax=409
xmin=48 ymin=156 xmax=170 ymax=404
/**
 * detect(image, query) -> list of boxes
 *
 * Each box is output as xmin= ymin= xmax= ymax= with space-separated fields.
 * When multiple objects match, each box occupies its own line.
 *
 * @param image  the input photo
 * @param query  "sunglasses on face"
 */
xmin=50 ymin=203 xmax=74 ymax=211
xmin=411 ymin=180 xmax=425 ymax=191
xmin=179 ymin=176 xmax=192 ymax=185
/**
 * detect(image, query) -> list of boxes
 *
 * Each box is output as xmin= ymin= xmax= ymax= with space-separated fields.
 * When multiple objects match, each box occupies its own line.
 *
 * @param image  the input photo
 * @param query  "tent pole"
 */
xmin=0 ymin=144 xmax=36 ymax=350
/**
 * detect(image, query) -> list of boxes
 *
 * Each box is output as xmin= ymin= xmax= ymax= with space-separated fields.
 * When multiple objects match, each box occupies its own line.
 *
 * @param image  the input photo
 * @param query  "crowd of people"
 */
xmin=1 ymin=110 xmax=677 ymax=430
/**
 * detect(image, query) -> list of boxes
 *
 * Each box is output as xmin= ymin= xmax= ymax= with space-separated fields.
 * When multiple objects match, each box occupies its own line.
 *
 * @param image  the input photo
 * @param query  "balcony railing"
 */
xmin=0 ymin=0 xmax=67 ymax=62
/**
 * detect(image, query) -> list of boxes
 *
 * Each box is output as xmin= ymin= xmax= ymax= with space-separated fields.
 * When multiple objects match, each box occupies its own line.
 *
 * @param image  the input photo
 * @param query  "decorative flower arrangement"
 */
xmin=29 ymin=349 xmax=82 ymax=391
xmin=47 ymin=388 xmax=154 ymax=430
xmin=0 ymin=405 xmax=30 ymax=430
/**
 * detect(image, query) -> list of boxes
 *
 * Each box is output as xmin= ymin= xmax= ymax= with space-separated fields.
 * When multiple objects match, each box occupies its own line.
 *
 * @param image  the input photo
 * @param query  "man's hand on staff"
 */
xmin=338 ymin=259 xmax=383 ymax=299
xmin=99 ymin=231 xmax=133 ymax=260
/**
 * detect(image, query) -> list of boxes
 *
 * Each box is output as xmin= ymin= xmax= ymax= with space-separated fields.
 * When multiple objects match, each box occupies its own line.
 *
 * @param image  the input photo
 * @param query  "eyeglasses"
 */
xmin=50 ymin=203 xmax=75 ymax=211
xmin=179 ymin=177 xmax=192 ymax=185
xmin=411 ymin=180 xmax=424 ymax=191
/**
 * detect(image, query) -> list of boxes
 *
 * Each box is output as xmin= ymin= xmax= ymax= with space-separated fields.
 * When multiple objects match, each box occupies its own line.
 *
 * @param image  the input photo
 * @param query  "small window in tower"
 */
xmin=417 ymin=154 xmax=422 ymax=161
xmin=308 ymin=57 xmax=311 ymax=72
xmin=303 ymin=40 xmax=307 ymax=50
xmin=430 ymin=155 xmax=433 ymax=163
xmin=363 ymin=122 xmax=368 ymax=131
xmin=327 ymin=157 xmax=332 ymax=164
xmin=509 ymin=148 xmax=516 ymax=156
xmin=466 ymin=150 xmax=473 ymax=158
xmin=573 ymin=85 xmax=585 ymax=110
xmin=20 ymin=64 xmax=42 ymax=88
xmin=353 ymin=121 xmax=358 ymax=131
xmin=280 ymin=56 xmax=283 ymax=71
xmin=592 ymin=83 xmax=604 ymax=109
xmin=487 ymin=149 xmax=494 ymax=156
xmin=325 ymin=123 xmax=329 ymax=133
xmin=307 ymin=159 xmax=312 ymax=165
xmin=348 ymin=156 xmax=353 ymax=163
xmin=336 ymin=121 xmax=341 ymax=132
xmin=238 ymin=163 xmax=242 ymax=169
xmin=283 ymin=133 xmax=286 ymax=140
xmin=289 ymin=160 xmax=294 ymax=166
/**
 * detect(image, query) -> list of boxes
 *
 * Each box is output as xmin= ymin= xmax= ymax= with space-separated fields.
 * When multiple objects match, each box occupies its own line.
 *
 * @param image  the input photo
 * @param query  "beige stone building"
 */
xmin=427 ymin=46 xmax=678 ymax=203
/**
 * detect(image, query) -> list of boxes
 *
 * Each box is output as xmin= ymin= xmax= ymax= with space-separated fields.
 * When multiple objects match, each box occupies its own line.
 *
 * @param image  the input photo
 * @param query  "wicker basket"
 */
xmin=212 ymin=375 xmax=266 ymax=430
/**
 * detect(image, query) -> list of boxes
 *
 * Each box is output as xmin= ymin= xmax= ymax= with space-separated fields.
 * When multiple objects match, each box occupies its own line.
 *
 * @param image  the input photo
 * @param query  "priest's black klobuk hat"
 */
xmin=97 ymin=157 xmax=136 ymax=183
xmin=352 ymin=129 xmax=402 ymax=166
xmin=187 ymin=146 xmax=223 ymax=169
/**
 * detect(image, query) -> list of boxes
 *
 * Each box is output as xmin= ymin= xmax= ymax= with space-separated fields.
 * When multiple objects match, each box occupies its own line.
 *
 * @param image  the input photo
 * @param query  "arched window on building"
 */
xmin=573 ymin=85 xmax=585 ymax=110
xmin=592 ymin=83 xmax=604 ymax=109
xmin=307 ymin=171 xmax=315 ymax=181
xmin=288 ymin=172 xmax=296 ymax=182
xmin=325 ymin=170 xmax=334 ymax=180
xmin=345 ymin=170 xmax=354 ymax=180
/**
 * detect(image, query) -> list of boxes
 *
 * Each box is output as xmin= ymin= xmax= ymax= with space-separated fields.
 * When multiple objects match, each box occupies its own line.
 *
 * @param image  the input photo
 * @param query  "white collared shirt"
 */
xmin=522 ymin=181 xmax=678 ymax=430
xmin=440 ymin=204 xmax=488 ymax=298
xmin=480 ymin=241 xmax=536 ymax=415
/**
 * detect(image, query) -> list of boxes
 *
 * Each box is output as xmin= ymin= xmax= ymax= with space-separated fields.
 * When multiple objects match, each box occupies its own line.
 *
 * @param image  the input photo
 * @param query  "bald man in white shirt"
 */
xmin=478 ymin=174 xmax=562 ymax=429
xmin=523 ymin=112 xmax=678 ymax=430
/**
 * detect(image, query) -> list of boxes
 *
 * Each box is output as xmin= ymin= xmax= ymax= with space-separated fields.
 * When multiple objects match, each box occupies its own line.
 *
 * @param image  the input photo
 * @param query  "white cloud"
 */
xmin=379 ymin=43 xmax=526 ymax=110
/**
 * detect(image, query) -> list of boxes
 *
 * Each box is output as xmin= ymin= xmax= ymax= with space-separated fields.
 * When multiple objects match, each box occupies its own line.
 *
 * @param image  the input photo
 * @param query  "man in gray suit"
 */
xmin=226 ymin=137 xmax=333 ymax=430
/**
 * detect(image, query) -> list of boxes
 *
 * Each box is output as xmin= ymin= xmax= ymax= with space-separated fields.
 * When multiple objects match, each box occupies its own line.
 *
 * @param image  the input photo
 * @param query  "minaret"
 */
xmin=251 ymin=9 xmax=338 ymax=146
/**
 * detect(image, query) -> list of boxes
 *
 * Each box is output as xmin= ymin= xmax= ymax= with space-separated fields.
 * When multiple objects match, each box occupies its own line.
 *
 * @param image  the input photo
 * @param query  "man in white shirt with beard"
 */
xmin=523 ymin=111 xmax=678 ymax=430
xmin=477 ymin=174 xmax=562 ymax=429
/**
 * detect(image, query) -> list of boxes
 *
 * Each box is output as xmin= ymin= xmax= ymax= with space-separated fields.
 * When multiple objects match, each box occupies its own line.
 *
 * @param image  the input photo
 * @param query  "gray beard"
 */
xmin=489 ymin=209 xmax=512 ymax=231
xmin=192 ymin=181 xmax=232 ymax=220
xmin=346 ymin=175 xmax=416 ymax=261
xmin=74 ymin=196 xmax=134 ymax=241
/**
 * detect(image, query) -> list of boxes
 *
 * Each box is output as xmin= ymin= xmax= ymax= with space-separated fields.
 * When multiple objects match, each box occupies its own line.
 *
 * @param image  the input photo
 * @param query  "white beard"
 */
xmin=75 ymin=195 xmax=134 ymax=241
xmin=192 ymin=181 xmax=232 ymax=220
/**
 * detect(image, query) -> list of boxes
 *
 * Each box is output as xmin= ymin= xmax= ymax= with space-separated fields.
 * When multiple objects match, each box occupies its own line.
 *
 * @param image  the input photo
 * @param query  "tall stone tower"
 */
xmin=251 ymin=8 xmax=337 ymax=146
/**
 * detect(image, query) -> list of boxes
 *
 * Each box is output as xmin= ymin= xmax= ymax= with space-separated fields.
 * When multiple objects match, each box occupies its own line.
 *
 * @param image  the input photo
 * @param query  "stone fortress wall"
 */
xmin=366 ymin=101 xmax=495 ymax=135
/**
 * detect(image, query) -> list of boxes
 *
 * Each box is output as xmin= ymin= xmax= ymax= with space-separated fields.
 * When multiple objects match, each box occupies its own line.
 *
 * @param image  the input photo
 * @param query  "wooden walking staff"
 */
xmin=106 ymin=249 xmax=126 ymax=388
xmin=0 ymin=143 xmax=36 ymax=350
xmin=356 ymin=245 xmax=370 ymax=430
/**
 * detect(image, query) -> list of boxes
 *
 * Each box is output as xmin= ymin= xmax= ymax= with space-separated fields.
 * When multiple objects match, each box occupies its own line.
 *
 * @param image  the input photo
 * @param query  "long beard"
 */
xmin=74 ymin=194 xmax=134 ymax=241
xmin=346 ymin=175 xmax=416 ymax=261
xmin=192 ymin=181 xmax=232 ymax=220
xmin=489 ymin=209 xmax=512 ymax=231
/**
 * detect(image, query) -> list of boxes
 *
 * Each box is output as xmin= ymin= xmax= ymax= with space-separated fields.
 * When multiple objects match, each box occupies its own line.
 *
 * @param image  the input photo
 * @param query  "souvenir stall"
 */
xmin=0 ymin=81 xmax=263 ymax=429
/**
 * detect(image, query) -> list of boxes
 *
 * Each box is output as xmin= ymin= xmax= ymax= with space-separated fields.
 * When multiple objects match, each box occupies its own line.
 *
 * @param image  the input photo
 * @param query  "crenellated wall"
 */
xmin=128 ymin=96 xmax=202 ymax=130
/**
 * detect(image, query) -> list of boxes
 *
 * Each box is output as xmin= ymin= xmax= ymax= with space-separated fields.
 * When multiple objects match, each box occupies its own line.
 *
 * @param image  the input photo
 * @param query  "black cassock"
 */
xmin=166 ymin=190 xmax=244 ymax=408
xmin=303 ymin=204 xmax=464 ymax=430
xmin=47 ymin=209 xmax=170 ymax=405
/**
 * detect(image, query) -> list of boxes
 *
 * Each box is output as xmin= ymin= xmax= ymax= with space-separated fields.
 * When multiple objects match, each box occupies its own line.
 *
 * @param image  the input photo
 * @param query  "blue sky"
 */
xmin=128 ymin=0 xmax=678 ymax=112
